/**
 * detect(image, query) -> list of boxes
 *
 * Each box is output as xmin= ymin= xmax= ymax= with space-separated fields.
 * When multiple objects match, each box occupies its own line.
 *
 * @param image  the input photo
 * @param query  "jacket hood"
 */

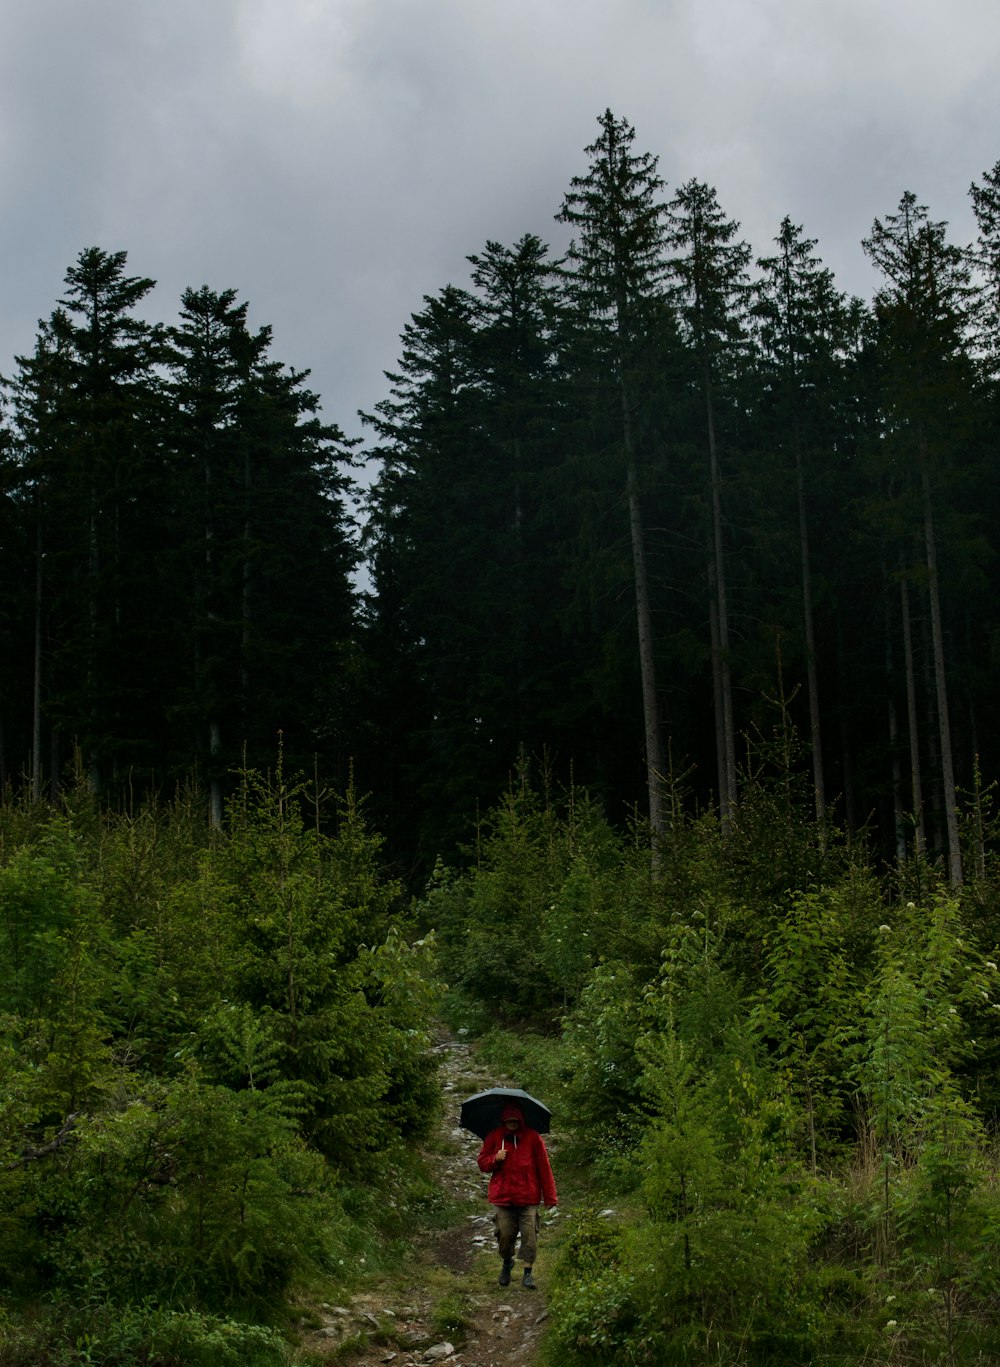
xmin=501 ymin=1103 xmax=526 ymax=1123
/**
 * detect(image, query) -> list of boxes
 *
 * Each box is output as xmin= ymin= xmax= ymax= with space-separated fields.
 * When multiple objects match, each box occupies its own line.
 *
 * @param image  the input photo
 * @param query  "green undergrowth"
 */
xmin=0 ymin=769 xmax=447 ymax=1367
xmin=8 ymin=752 xmax=1000 ymax=1364
xmin=419 ymin=773 xmax=1000 ymax=1365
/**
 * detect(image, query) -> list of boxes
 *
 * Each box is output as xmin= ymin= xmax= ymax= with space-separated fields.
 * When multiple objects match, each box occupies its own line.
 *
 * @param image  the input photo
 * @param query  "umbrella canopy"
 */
xmin=460 ymin=1087 xmax=551 ymax=1139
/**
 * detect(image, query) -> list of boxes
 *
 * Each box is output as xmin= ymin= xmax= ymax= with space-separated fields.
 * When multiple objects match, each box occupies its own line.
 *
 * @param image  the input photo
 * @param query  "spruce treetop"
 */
xmin=666 ymin=178 xmax=752 ymax=359
xmin=556 ymin=109 xmax=669 ymax=328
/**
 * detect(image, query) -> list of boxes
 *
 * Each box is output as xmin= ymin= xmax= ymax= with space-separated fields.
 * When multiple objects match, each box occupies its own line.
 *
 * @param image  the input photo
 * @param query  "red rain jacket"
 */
xmin=477 ymin=1105 xmax=558 ymax=1208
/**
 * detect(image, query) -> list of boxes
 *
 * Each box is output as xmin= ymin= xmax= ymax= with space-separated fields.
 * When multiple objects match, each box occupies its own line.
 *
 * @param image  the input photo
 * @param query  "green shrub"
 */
xmin=15 ymin=1076 xmax=342 ymax=1310
xmin=546 ymin=1210 xmax=649 ymax=1362
xmin=547 ymin=1265 xmax=643 ymax=1363
xmin=0 ymin=1301 xmax=287 ymax=1367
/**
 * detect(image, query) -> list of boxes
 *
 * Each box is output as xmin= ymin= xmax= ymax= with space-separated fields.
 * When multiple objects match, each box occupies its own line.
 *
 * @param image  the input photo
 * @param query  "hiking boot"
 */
xmin=498 ymin=1259 xmax=513 ymax=1287
xmin=522 ymin=1267 xmax=536 ymax=1290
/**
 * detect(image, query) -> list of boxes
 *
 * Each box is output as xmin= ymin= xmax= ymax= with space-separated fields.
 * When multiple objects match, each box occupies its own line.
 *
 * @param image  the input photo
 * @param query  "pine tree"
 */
xmin=862 ymin=194 xmax=978 ymax=885
xmin=752 ymin=218 xmax=854 ymax=833
xmin=556 ymin=109 xmax=671 ymax=844
xmin=465 ymin=234 xmax=564 ymax=757
xmin=362 ymin=284 xmax=494 ymax=857
xmin=1 ymin=319 xmax=74 ymax=796
xmin=167 ymin=286 xmax=362 ymax=808
xmin=4 ymin=259 xmax=359 ymax=812
xmin=8 ymin=249 xmax=166 ymax=794
xmin=165 ymin=286 xmax=269 ymax=823
xmin=970 ymin=159 xmax=1000 ymax=378
xmin=222 ymin=344 xmax=359 ymax=782
xmin=0 ymin=397 xmax=26 ymax=791
xmin=666 ymin=181 xmax=752 ymax=826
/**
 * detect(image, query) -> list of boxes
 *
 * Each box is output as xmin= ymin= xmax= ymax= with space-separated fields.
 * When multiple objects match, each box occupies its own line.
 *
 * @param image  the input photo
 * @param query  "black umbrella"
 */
xmin=460 ymin=1087 xmax=551 ymax=1138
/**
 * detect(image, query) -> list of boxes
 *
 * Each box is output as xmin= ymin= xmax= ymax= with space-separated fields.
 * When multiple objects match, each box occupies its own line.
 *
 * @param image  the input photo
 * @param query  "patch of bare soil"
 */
xmin=298 ymin=1030 xmax=560 ymax=1367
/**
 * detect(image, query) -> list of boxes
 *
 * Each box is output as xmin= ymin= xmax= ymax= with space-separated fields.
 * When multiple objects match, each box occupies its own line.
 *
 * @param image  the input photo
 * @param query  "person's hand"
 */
xmin=495 ymin=1148 xmax=507 ymax=1162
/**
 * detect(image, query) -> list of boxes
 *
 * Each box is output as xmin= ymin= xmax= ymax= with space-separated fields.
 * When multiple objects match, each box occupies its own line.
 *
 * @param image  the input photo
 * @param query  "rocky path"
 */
xmin=299 ymin=1030 xmax=559 ymax=1367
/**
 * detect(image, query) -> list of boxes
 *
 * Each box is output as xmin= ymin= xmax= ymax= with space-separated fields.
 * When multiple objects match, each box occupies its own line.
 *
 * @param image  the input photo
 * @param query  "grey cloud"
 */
xmin=2 ymin=0 xmax=999 ymax=444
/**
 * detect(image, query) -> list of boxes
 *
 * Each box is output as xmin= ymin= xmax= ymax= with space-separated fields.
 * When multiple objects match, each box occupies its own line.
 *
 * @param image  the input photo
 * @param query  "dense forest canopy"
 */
xmin=1 ymin=113 xmax=999 ymax=876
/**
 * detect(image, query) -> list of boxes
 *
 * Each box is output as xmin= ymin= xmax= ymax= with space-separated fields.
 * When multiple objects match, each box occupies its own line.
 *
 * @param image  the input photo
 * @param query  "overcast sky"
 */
xmin=3 ymin=0 xmax=999 ymax=447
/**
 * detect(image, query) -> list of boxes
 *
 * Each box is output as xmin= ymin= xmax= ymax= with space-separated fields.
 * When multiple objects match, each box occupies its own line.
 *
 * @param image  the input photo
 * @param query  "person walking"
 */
xmin=477 ymin=1102 xmax=557 ymax=1290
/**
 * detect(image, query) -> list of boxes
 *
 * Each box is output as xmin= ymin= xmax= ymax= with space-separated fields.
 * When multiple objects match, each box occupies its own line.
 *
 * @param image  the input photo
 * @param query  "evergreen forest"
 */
xmin=3 ymin=110 xmax=1000 ymax=1363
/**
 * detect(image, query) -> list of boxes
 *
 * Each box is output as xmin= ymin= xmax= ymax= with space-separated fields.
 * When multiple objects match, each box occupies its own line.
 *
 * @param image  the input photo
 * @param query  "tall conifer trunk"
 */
xmin=922 ymin=460 xmax=962 ymax=884
xmin=795 ymin=439 xmax=826 ymax=832
xmin=900 ymin=573 xmax=926 ymax=856
xmin=704 ymin=367 xmax=736 ymax=821
xmin=32 ymin=519 xmax=43 ymax=801
xmin=622 ymin=373 xmax=665 ymax=837
xmin=204 ymin=443 xmax=223 ymax=829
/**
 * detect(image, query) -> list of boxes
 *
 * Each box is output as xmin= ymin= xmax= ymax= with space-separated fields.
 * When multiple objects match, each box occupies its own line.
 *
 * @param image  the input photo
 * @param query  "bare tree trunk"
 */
xmin=203 ymin=450 xmax=223 ymax=829
xmin=708 ymin=581 xmax=727 ymax=820
xmin=900 ymin=573 xmax=925 ymax=857
xmin=32 ymin=520 xmax=43 ymax=802
xmin=621 ymin=375 xmax=665 ymax=843
xmin=888 ymin=693 xmax=906 ymax=863
xmin=242 ymin=447 xmax=252 ymax=702
xmin=921 ymin=462 xmax=962 ymax=885
xmin=836 ymin=617 xmax=857 ymax=833
xmin=209 ymin=722 xmax=223 ymax=830
xmin=704 ymin=368 xmax=736 ymax=822
xmin=511 ymin=432 xmax=527 ymax=750
xmin=49 ymin=726 xmax=61 ymax=801
xmin=87 ymin=503 xmax=100 ymax=794
xmin=883 ymin=584 xmax=906 ymax=863
xmin=795 ymin=441 xmax=825 ymax=833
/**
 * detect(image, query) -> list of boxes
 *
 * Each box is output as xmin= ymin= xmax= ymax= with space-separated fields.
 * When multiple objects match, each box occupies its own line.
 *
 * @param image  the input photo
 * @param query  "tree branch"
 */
xmin=4 ymin=1114 xmax=79 ymax=1170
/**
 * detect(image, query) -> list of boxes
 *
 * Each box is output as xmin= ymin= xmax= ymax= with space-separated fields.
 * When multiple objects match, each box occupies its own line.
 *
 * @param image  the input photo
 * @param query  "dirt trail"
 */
xmin=299 ymin=1030 xmax=559 ymax=1366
